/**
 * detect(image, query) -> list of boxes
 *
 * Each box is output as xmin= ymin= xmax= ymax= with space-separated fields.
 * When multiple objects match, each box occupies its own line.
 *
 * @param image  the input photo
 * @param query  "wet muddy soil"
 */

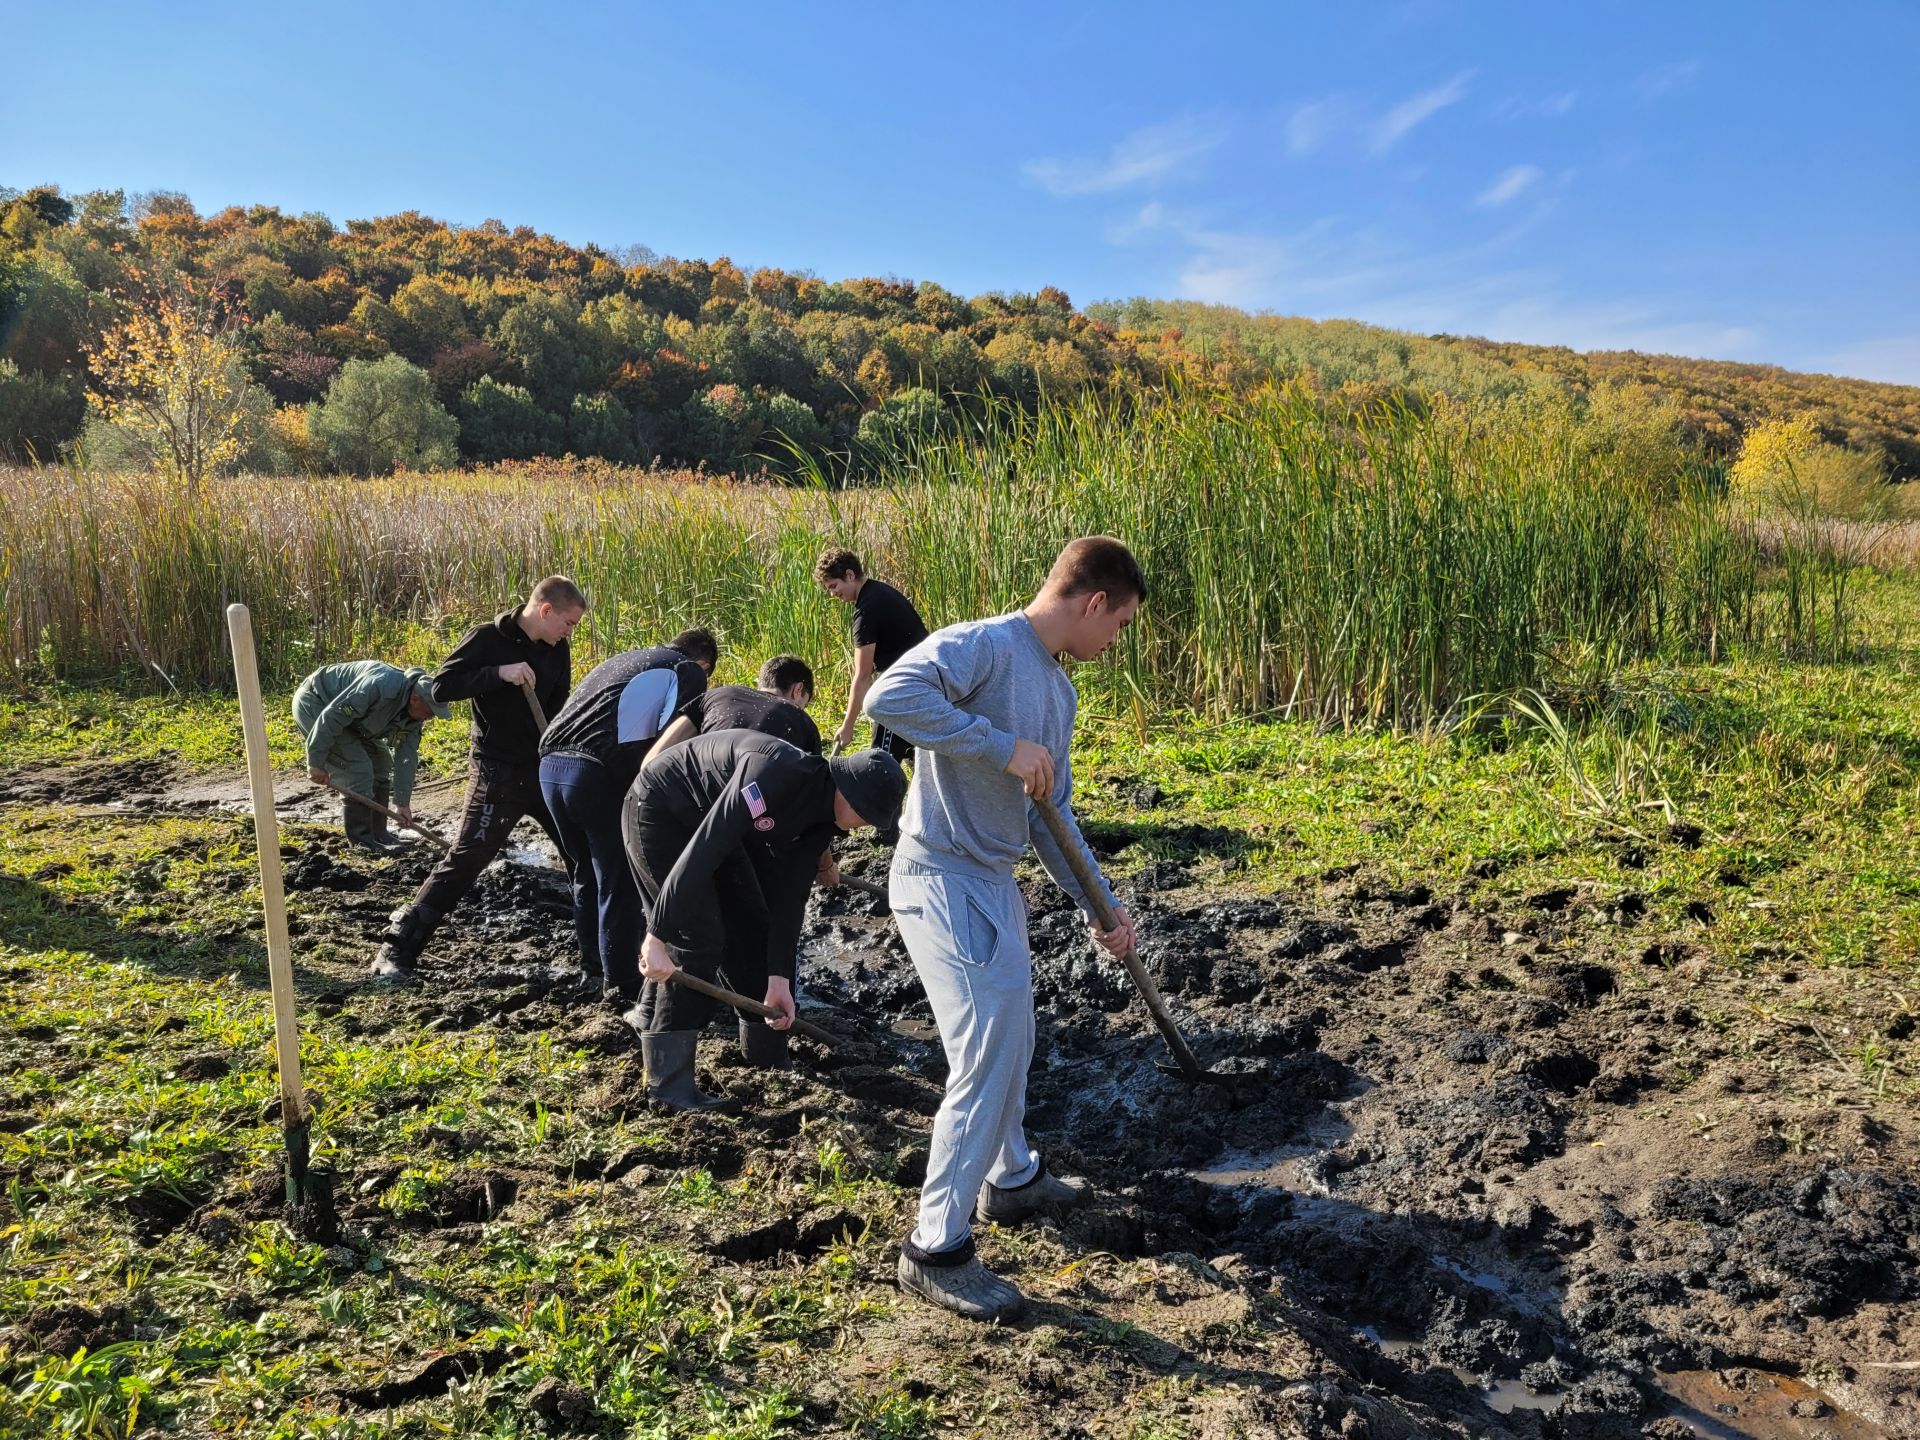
xmin=7 ymin=763 xmax=1918 ymax=1439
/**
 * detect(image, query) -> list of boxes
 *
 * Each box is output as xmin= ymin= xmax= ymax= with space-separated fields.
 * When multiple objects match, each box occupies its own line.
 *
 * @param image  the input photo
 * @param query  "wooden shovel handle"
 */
xmin=1030 ymin=795 xmax=1209 ymax=1082
xmin=667 ymin=969 xmax=838 ymax=1048
xmin=521 ymin=680 xmax=548 ymax=734
xmin=321 ymin=779 xmax=454 ymax=853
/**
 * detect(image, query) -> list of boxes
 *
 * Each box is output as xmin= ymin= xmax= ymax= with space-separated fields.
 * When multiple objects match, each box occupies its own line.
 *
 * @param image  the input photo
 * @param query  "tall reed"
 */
xmin=0 ymin=387 xmax=1837 ymax=724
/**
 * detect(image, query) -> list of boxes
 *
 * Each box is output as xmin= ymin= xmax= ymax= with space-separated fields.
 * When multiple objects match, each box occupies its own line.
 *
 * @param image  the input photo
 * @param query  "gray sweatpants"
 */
xmin=890 ymin=862 xmax=1043 ymax=1254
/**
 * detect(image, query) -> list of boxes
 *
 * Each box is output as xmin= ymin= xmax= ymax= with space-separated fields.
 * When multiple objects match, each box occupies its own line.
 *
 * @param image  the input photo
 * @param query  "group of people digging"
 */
xmin=290 ymin=536 xmax=1146 ymax=1322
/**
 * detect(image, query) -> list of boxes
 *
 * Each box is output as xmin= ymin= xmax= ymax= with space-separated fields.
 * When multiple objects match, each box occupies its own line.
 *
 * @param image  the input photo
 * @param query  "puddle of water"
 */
xmin=892 ymin=1017 xmax=940 ymax=1043
xmin=500 ymin=839 xmax=562 ymax=868
xmin=1654 ymin=1369 xmax=1886 ymax=1440
xmin=1356 ymin=1327 xmax=1563 ymax=1415
xmin=1432 ymin=1253 xmax=1516 ymax=1297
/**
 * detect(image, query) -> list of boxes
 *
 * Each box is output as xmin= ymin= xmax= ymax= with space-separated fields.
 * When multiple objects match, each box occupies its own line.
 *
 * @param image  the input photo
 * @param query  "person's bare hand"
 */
xmin=639 ymin=933 xmax=678 ymax=983
xmin=815 ymin=850 xmax=841 ymax=888
xmin=1005 ymin=738 xmax=1055 ymax=799
xmin=762 ymin=976 xmax=795 ymax=1031
xmin=1091 ymin=904 xmax=1135 ymax=959
xmin=396 ymin=804 xmax=414 ymax=825
xmin=833 ymin=718 xmax=858 ymax=751
xmin=309 ymin=766 xmax=330 ymax=787
xmin=497 ymin=661 xmax=535 ymax=687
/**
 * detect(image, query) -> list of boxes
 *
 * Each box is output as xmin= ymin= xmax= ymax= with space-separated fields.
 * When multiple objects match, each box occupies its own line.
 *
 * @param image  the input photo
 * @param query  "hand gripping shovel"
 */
xmin=1031 ymin=795 xmax=1226 ymax=1086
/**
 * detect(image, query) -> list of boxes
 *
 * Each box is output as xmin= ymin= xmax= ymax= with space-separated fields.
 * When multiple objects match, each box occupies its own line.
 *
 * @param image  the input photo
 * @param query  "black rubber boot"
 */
xmin=369 ymin=786 xmax=416 ymax=851
xmin=640 ymin=1031 xmax=725 ymax=1111
xmin=739 ymin=1018 xmax=791 ymax=1070
xmin=897 ymin=1234 xmax=1024 ymax=1322
xmin=369 ymin=904 xmax=438 ymax=984
xmin=342 ymin=798 xmax=399 ymax=854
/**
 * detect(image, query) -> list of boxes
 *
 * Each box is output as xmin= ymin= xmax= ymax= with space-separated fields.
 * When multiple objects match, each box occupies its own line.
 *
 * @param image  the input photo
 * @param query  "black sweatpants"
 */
xmin=623 ymin=812 xmax=771 ymax=1034
xmin=870 ymin=721 xmax=914 ymax=765
xmin=410 ymin=756 xmax=563 ymax=921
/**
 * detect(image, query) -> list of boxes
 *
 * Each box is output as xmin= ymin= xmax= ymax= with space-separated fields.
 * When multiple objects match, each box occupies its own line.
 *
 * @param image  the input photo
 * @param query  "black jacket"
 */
xmin=626 ymin=731 xmax=838 ymax=980
xmin=431 ymin=609 xmax=572 ymax=766
xmin=674 ymin=685 xmax=822 ymax=755
xmin=540 ymin=645 xmax=708 ymax=791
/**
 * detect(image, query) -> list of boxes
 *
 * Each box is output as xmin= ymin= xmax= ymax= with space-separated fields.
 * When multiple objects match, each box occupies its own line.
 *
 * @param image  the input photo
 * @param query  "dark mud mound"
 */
xmin=1647 ymin=1166 xmax=1920 ymax=1318
xmin=800 ymin=862 xmax=1919 ymax=1437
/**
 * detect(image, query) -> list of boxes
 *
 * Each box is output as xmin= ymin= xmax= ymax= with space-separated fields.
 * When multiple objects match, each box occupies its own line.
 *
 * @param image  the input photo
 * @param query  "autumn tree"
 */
xmin=85 ymin=276 xmax=271 ymax=488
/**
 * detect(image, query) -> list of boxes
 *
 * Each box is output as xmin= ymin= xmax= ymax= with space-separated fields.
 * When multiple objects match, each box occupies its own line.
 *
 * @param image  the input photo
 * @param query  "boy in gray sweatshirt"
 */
xmin=864 ymin=535 xmax=1146 ymax=1322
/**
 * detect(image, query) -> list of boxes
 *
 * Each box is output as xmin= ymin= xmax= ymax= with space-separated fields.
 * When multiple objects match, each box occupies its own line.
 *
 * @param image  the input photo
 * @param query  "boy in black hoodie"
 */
xmin=369 ymin=576 xmax=586 ymax=984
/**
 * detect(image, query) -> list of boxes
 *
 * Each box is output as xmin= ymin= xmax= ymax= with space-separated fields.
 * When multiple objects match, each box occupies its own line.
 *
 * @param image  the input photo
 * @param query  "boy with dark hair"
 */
xmin=643 ymin=654 xmax=820 ymax=765
xmin=815 ymin=547 xmax=928 ymax=763
xmin=625 ymin=734 xmax=907 ymax=1107
xmin=536 ymin=628 xmax=717 ymax=1001
xmin=370 ymin=576 xmax=586 ymax=984
xmin=294 ymin=660 xmax=450 ymax=853
xmin=865 ymin=534 xmax=1147 ymax=1322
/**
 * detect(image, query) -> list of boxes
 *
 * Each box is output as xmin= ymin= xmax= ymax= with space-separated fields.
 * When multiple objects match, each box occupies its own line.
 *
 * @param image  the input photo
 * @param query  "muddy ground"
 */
xmin=6 ymin=761 xmax=1919 ymax=1439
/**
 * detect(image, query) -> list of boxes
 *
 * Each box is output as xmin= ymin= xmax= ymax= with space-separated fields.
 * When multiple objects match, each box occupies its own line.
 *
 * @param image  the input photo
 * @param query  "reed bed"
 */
xmin=0 ymin=387 xmax=1862 ymax=723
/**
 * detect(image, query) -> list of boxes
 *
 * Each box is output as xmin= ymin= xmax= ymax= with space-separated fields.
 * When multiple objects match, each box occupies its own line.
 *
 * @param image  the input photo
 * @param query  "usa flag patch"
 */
xmin=743 ymin=781 xmax=775 ymax=830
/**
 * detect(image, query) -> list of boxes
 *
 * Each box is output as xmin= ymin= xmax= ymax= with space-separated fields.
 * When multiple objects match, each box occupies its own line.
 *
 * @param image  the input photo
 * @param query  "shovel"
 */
xmin=317 ymin=779 xmax=455 ymax=853
xmin=841 ymin=875 xmax=892 ymax=916
xmin=520 ymin=680 xmax=548 ymax=734
xmin=1031 ymin=796 xmax=1225 ymax=1086
xmin=665 ymin=969 xmax=839 ymax=1048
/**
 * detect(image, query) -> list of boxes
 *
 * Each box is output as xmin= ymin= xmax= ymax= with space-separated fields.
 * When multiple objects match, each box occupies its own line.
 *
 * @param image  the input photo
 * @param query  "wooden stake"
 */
xmin=225 ymin=603 xmax=315 ymax=1206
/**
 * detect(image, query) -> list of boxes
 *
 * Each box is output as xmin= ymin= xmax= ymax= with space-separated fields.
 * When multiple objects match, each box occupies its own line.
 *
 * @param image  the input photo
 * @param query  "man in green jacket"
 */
xmin=292 ymin=661 xmax=450 ymax=852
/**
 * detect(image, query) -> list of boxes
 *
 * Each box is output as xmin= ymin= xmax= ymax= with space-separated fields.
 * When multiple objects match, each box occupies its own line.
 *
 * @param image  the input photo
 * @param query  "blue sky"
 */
xmin=6 ymin=1 xmax=1917 ymax=382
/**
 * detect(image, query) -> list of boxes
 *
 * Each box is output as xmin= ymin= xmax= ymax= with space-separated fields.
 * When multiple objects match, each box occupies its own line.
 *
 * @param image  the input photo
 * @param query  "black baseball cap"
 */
xmin=828 ymin=749 xmax=908 ymax=830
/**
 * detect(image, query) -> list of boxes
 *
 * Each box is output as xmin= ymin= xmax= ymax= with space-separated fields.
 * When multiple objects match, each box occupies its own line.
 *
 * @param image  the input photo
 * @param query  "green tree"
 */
xmin=566 ymin=392 xmax=637 ymax=462
xmin=0 ymin=359 xmax=87 ymax=461
xmin=493 ymin=291 xmax=585 ymax=410
xmin=456 ymin=376 xmax=559 ymax=462
xmin=308 ymin=354 xmax=458 ymax=474
xmin=856 ymin=386 xmax=944 ymax=462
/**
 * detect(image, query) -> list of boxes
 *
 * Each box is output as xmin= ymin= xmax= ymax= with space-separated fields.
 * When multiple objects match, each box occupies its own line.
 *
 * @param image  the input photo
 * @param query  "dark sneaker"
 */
xmin=897 ymin=1236 xmax=1024 ymax=1322
xmin=975 ymin=1163 xmax=1090 ymax=1225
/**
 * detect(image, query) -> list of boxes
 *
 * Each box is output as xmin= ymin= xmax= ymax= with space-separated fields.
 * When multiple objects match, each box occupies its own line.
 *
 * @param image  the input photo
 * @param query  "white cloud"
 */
xmin=1476 ymin=164 xmax=1543 ymax=208
xmin=1494 ymin=90 xmax=1577 ymax=120
xmin=1637 ymin=60 xmax=1702 ymax=103
xmin=1023 ymin=117 xmax=1225 ymax=197
xmin=1285 ymin=100 xmax=1340 ymax=157
xmin=1815 ymin=336 xmax=1920 ymax=387
xmin=1117 ymin=203 xmax=1763 ymax=360
xmin=1370 ymin=71 xmax=1473 ymax=154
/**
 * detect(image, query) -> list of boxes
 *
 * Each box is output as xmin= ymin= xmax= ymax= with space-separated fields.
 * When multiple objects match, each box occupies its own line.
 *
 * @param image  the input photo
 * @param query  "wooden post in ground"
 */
xmin=226 ymin=603 xmax=333 ymax=1234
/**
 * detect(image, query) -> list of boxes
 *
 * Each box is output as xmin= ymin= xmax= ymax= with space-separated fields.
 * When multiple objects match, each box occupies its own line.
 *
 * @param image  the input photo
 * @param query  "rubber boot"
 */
xmin=342 ymin=798 xmax=402 ymax=854
xmin=369 ymin=786 xmax=416 ymax=851
xmin=897 ymin=1234 xmax=1024 ymax=1322
xmin=739 ymin=1018 xmax=791 ymax=1070
xmin=640 ymin=1031 xmax=725 ymax=1112
xmin=369 ymin=903 xmax=438 ymax=985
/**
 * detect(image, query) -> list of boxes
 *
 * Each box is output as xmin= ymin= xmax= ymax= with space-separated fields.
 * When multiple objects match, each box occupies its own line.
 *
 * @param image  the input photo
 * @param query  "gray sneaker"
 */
xmin=897 ymin=1237 xmax=1024 ymax=1322
xmin=975 ymin=1163 xmax=1090 ymax=1225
